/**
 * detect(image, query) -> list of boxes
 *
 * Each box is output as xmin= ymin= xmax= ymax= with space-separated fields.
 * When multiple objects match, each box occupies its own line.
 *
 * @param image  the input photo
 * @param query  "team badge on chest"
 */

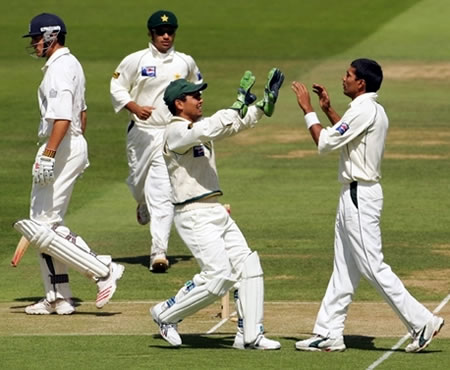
xmin=193 ymin=145 xmax=205 ymax=157
xmin=141 ymin=66 xmax=156 ymax=77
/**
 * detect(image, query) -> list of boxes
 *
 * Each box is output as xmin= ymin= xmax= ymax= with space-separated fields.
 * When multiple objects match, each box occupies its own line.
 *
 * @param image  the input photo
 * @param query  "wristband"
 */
xmin=43 ymin=148 xmax=56 ymax=158
xmin=304 ymin=112 xmax=320 ymax=129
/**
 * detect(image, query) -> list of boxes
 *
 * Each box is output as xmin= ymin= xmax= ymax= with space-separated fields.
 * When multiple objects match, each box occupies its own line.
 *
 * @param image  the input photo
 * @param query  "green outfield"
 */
xmin=1 ymin=0 xmax=449 ymax=369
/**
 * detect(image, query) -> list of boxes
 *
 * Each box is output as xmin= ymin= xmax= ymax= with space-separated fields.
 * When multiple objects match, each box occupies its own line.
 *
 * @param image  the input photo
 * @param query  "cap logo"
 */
xmin=161 ymin=14 xmax=169 ymax=22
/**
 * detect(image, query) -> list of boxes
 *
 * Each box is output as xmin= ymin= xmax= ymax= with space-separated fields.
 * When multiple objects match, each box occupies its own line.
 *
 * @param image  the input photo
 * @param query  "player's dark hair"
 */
xmin=351 ymin=58 xmax=383 ymax=92
xmin=168 ymin=94 xmax=186 ymax=115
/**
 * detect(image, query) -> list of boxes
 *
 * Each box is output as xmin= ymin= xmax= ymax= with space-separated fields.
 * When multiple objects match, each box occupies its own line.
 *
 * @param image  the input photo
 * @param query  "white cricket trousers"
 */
xmin=313 ymin=181 xmax=432 ymax=338
xmin=174 ymin=203 xmax=252 ymax=286
xmin=30 ymin=134 xmax=89 ymax=302
xmin=126 ymin=123 xmax=174 ymax=254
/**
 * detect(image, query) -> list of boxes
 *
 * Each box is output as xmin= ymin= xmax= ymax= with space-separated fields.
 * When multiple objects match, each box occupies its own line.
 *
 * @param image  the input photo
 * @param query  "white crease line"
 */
xmin=366 ymin=293 xmax=450 ymax=370
xmin=206 ymin=311 xmax=237 ymax=334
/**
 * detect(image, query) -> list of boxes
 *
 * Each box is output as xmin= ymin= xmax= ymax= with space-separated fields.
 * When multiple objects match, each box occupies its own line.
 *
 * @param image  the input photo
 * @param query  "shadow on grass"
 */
xmin=114 ymin=254 xmax=194 ymax=269
xmin=283 ymin=335 xmax=412 ymax=353
xmin=13 ymin=297 xmax=83 ymax=305
xmin=11 ymin=297 xmax=122 ymax=316
xmin=149 ymin=334 xmax=234 ymax=349
xmin=344 ymin=335 xmax=442 ymax=354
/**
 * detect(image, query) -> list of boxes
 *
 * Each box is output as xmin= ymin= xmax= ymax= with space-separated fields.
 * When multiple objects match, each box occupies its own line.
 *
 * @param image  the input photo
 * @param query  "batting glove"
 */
xmin=256 ymin=68 xmax=285 ymax=117
xmin=33 ymin=155 xmax=55 ymax=185
xmin=230 ymin=70 xmax=257 ymax=118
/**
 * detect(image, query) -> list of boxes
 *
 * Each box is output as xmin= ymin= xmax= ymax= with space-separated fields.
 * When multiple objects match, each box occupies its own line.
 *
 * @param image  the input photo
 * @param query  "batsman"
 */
xmin=150 ymin=68 xmax=284 ymax=349
xmin=15 ymin=13 xmax=124 ymax=315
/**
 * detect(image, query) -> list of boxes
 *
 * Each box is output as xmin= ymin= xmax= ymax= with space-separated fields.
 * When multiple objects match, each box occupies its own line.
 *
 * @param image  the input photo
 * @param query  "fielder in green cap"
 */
xmin=151 ymin=69 xmax=284 ymax=349
xmin=110 ymin=10 xmax=203 ymax=273
xmin=163 ymin=79 xmax=207 ymax=114
xmin=147 ymin=10 xmax=178 ymax=30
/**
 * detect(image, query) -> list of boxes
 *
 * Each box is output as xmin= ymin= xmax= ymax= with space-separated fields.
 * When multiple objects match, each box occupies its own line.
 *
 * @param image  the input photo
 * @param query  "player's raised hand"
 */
xmin=291 ymin=81 xmax=313 ymax=114
xmin=230 ymin=70 xmax=257 ymax=118
xmin=312 ymin=83 xmax=331 ymax=112
xmin=256 ymin=68 xmax=285 ymax=117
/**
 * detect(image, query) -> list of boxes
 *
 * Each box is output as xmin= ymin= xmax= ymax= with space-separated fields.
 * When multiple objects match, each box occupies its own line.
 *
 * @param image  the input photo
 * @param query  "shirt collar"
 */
xmin=42 ymin=47 xmax=70 ymax=72
xmin=149 ymin=42 xmax=175 ymax=61
xmin=349 ymin=92 xmax=378 ymax=107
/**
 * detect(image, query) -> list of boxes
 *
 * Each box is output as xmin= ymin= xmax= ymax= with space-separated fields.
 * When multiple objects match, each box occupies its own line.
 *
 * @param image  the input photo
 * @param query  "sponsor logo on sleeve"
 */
xmin=49 ymin=89 xmax=58 ymax=98
xmin=141 ymin=66 xmax=156 ymax=77
xmin=197 ymin=72 xmax=202 ymax=81
xmin=112 ymin=72 xmax=120 ymax=79
xmin=336 ymin=122 xmax=349 ymax=135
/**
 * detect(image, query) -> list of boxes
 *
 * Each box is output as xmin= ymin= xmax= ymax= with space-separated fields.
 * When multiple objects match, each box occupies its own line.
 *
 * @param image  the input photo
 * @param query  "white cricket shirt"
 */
xmin=318 ymin=93 xmax=389 ymax=184
xmin=38 ymin=47 xmax=87 ymax=138
xmin=110 ymin=43 xmax=202 ymax=128
xmin=163 ymin=107 xmax=263 ymax=205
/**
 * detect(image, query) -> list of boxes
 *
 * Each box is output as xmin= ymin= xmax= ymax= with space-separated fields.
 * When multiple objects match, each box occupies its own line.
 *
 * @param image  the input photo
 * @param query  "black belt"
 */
xmin=127 ymin=120 xmax=135 ymax=133
xmin=350 ymin=181 xmax=358 ymax=209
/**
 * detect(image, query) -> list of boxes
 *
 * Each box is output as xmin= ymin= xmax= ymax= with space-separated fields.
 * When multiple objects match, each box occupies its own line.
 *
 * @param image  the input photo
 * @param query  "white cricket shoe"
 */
xmin=232 ymin=331 xmax=281 ymax=350
xmin=150 ymin=303 xmax=182 ymax=347
xmin=25 ymin=298 xmax=75 ymax=315
xmin=96 ymin=262 xmax=125 ymax=308
xmin=136 ymin=203 xmax=150 ymax=225
xmin=150 ymin=252 xmax=169 ymax=273
xmin=405 ymin=315 xmax=444 ymax=353
xmin=295 ymin=334 xmax=346 ymax=352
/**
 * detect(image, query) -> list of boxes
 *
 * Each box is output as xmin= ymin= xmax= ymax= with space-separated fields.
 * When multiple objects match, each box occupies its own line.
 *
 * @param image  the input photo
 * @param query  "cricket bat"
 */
xmin=11 ymin=236 xmax=30 ymax=267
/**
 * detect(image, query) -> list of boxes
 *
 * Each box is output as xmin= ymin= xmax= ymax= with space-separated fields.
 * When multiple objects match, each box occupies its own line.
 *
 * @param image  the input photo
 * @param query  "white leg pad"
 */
xmin=14 ymin=219 xmax=109 ymax=280
xmin=239 ymin=251 xmax=264 ymax=344
xmin=159 ymin=276 xmax=236 ymax=324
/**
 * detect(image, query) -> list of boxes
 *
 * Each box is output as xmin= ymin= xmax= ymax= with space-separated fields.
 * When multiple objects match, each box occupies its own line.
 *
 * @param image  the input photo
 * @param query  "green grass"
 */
xmin=1 ymin=0 xmax=449 ymax=369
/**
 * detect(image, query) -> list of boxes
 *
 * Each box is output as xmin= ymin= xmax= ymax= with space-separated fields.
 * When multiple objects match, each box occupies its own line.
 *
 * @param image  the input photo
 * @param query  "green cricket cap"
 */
xmin=147 ymin=10 xmax=178 ymax=30
xmin=164 ymin=79 xmax=208 ymax=106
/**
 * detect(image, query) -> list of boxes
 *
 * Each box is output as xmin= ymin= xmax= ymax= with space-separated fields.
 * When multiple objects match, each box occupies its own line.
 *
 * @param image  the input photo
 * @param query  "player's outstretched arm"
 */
xmin=256 ymin=68 xmax=285 ymax=117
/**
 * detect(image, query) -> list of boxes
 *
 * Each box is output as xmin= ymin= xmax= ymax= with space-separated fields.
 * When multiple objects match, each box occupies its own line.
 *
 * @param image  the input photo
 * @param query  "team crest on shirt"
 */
xmin=193 ymin=145 xmax=205 ymax=157
xmin=141 ymin=66 xmax=156 ymax=77
xmin=336 ymin=122 xmax=349 ymax=135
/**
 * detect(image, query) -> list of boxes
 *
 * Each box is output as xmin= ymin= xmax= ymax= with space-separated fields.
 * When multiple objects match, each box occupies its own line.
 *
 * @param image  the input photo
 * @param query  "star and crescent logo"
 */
xmin=161 ymin=14 xmax=169 ymax=22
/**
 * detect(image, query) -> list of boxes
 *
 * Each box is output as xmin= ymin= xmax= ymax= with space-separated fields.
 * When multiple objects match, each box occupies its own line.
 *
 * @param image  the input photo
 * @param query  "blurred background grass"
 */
xmin=1 ymin=0 xmax=448 ymax=311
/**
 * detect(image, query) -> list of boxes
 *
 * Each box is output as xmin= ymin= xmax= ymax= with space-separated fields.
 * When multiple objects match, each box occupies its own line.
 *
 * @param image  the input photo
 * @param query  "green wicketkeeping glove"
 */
xmin=256 ymin=68 xmax=285 ymax=117
xmin=230 ymin=70 xmax=257 ymax=118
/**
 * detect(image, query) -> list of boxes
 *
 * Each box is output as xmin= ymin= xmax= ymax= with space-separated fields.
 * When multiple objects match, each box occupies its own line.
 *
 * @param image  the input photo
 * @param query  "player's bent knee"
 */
xmin=241 ymin=251 xmax=264 ymax=279
xmin=206 ymin=276 xmax=236 ymax=296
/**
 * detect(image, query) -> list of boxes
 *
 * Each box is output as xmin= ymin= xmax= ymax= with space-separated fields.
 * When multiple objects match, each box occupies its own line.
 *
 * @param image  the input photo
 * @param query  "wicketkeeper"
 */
xmin=150 ymin=68 xmax=284 ymax=349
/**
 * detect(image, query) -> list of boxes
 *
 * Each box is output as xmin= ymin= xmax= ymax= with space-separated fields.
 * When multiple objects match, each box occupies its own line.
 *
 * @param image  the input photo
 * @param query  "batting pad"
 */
xmin=14 ymin=219 xmax=109 ymax=280
xmin=159 ymin=276 xmax=236 ymax=324
xmin=238 ymin=251 xmax=264 ymax=344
